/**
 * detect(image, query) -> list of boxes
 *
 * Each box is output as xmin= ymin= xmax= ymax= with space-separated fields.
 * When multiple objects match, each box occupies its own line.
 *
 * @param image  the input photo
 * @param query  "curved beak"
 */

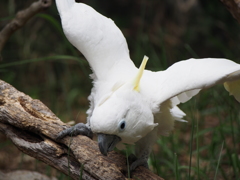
xmin=97 ymin=133 xmax=121 ymax=156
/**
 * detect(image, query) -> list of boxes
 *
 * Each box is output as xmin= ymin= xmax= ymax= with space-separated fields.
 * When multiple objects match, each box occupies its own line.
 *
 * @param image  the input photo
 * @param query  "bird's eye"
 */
xmin=118 ymin=119 xmax=126 ymax=132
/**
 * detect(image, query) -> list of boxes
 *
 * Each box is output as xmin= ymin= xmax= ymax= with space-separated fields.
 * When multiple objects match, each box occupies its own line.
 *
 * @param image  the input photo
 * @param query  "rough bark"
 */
xmin=220 ymin=0 xmax=240 ymax=23
xmin=0 ymin=79 xmax=164 ymax=180
xmin=0 ymin=170 xmax=57 ymax=180
xmin=0 ymin=0 xmax=52 ymax=55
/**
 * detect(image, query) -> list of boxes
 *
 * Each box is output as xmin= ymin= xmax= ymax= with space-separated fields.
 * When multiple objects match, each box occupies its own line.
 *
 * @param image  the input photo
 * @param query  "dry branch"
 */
xmin=0 ymin=79 xmax=164 ymax=180
xmin=220 ymin=0 xmax=240 ymax=23
xmin=0 ymin=0 xmax=52 ymax=54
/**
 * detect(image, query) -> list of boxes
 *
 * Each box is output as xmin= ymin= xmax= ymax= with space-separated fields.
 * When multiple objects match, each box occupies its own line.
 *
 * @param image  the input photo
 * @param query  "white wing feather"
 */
xmin=142 ymin=58 xmax=240 ymax=107
xmin=56 ymin=1 xmax=136 ymax=80
xmin=56 ymin=2 xmax=240 ymax=131
xmin=170 ymin=106 xmax=187 ymax=122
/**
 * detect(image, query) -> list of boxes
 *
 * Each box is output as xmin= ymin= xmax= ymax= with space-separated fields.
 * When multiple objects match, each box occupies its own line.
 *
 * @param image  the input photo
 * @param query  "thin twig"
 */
xmin=0 ymin=0 xmax=52 ymax=57
xmin=220 ymin=0 xmax=240 ymax=23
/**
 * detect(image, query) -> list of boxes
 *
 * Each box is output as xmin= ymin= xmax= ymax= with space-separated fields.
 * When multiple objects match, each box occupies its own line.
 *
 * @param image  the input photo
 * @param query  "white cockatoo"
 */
xmin=56 ymin=0 xmax=240 ymax=170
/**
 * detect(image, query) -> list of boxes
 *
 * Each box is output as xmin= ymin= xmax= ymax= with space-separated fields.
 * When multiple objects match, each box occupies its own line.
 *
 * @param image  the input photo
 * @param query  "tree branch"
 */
xmin=0 ymin=0 xmax=52 ymax=55
xmin=220 ymin=0 xmax=240 ymax=23
xmin=0 ymin=79 xmax=164 ymax=180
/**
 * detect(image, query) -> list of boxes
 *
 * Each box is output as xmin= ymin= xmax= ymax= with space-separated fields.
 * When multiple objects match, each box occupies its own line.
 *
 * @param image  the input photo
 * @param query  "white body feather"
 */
xmin=56 ymin=1 xmax=240 ymax=153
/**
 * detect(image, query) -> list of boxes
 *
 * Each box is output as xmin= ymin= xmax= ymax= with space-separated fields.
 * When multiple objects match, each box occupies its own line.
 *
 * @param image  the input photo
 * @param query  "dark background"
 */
xmin=0 ymin=0 xmax=240 ymax=179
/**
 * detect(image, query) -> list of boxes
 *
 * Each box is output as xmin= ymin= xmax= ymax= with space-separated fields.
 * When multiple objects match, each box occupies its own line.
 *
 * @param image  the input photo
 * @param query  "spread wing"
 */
xmin=56 ymin=1 xmax=240 ymax=109
xmin=56 ymin=1 xmax=136 ymax=81
xmin=141 ymin=58 xmax=240 ymax=107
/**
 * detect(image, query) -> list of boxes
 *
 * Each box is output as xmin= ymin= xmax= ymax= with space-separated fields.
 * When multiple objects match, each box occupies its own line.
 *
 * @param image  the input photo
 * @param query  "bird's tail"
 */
xmin=56 ymin=0 xmax=75 ymax=15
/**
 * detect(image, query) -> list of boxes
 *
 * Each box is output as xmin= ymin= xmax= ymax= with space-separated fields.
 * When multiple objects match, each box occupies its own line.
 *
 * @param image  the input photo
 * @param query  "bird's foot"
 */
xmin=56 ymin=123 xmax=93 ymax=140
xmin=127 ymin=154 xmax=149 ymax=171
xmin=130 ymin=158 xmax=148 ymax=171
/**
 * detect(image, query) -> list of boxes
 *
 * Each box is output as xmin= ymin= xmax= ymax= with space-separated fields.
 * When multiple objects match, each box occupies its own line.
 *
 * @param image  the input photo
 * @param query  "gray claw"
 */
xmin=128 ymin=154 xmax=137 ymax=162
xmin=130 ymin=158 xmax=149 ymax=171
xmin=56 ymin=123 xmax=93 ymax=140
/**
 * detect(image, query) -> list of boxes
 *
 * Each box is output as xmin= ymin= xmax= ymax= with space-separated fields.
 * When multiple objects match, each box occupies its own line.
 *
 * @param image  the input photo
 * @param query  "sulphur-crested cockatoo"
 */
xmin=56 ymin=0 xmax=240 ymax=170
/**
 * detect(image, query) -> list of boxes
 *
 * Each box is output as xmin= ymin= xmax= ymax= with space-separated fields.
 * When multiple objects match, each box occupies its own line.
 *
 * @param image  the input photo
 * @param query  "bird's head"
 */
xmin=90 ymin=56 xmax=158 ymax=155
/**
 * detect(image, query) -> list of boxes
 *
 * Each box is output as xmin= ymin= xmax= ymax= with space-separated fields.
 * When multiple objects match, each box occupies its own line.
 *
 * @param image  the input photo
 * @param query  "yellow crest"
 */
xmin=133 ymin=55 xmax=149 ymax=92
